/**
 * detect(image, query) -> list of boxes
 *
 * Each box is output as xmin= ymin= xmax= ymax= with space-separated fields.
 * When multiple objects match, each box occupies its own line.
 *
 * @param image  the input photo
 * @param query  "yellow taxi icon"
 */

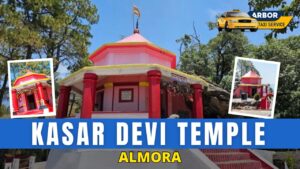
xmin=217 ymin=10 xmax=258 ymax=32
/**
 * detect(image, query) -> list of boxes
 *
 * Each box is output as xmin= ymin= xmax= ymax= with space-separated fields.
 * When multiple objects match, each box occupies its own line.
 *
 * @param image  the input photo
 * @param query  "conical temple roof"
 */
xmin=88 ymin=30 xmax=176 ymax=68
xmin=242 ymin=70 xmax=261 ymax=78
xmin=117 ymin=32 xmax=151 ymax=43
xmin=13 ymin=71 xmax=48 ymax=87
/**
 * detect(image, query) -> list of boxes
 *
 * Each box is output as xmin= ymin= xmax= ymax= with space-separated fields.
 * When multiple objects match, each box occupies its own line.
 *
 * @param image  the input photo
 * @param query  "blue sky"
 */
xmin=89 ymin=0 xmax=300 ymax=60
xmin=253 ymin=60 xmax=280 ymax=85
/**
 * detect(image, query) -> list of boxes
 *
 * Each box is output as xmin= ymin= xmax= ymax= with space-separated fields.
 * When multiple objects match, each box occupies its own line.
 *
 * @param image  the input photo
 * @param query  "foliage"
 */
xmin=208 ymin=31 xmax=251 ymax=84
xmin=10 ymin=61 xmax=51 ymax=84
xmin=0 ymin=0 xmax=99 ymax=107
xmin=253 ymin=36 xmax=300 ymax=118
xmin=236 ymin=60 xmax=260 ymax=78
xmin=286 ymin=153 xmax=296 ymax=169
xmin=0 ymin=0 xmax=99 ymax=70
xmin=178 ymin=31 xmax=300 ymax=117
xmin=178 ymin=30 xmax=252 ymax=86
xmin=161 ymin=80 xmax=193 ymax=95
xmin=0 ymin=104 xmax=9 ymax=117
xmin=178 ymin=43 xmax=212 ymax=79
xmin=219 ymin=74 xmax=233 ymax=92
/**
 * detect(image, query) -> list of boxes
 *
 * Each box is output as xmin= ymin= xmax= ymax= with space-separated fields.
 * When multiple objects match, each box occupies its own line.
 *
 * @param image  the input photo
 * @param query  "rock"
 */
xmin=203 ymin=84 xmax=230 ymax=118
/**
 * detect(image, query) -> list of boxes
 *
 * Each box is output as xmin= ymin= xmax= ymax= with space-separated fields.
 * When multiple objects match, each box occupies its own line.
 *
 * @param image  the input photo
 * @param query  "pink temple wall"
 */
xmin=241 ymin=78 xmax=261 ymax=84
xmin=233 ymin=87 xmax=241 ymax=97
xmin=138 ymin=86 xmax=148 ymax=112
xmin=113 ymin=85 xmax=138 ymax=112
xmin=101 ymin=85 xmax=148 ymax=112
xmin=93 ymin=49 xmax=172 ymax=68
xmin=234 ymin=78 xmax=262 ymax=97
xmin=103 ymin=87 xmax=113 ymax=111
xmin=99 ymin=75 xmax=148 ymax=113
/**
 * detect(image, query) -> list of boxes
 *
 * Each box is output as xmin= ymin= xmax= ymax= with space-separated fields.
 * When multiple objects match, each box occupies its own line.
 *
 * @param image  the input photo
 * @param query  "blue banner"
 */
xmin=0 ymin=119 xmax=299 ymax=149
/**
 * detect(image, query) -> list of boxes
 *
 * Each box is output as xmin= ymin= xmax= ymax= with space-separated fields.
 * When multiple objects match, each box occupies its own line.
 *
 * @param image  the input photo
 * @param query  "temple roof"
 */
xmin=241 ymin=70 xmax=261 ymax=79
xmin=58 ymin=64 xmax=209 ymax=92
xmin=88 ymin=30 xmax=176 ymax=68
xmin=117 ymin=32 xmax=151 ymax=43
xmin=13 ymin=71 xmax=49 ymax=88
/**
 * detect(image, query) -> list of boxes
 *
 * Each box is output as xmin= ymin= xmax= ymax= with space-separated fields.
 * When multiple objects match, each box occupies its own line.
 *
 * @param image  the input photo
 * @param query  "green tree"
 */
xmin=254 ymin=36 xmax=300 ymax=117
xmin=10 ymin=61 xmax=51 ymax=84
xmin=0 ymin=0 xmax=99 ymax=108
xmin=0 ymin=57 xmax=9 ymax=111
xmin=178 ymin=27 xmax=299 ymax=117
xmin=176 ymin=26 xmax=214 ymax=80
xmin=178 ymin=30 xmax=252 ymax=90
xmin=208 ymin=31 xmax=251 ymax=84
xmin=177 ymin=39 xmax=212 ymax=79
xmin=236 ymin=60 xmax=260 ymax=78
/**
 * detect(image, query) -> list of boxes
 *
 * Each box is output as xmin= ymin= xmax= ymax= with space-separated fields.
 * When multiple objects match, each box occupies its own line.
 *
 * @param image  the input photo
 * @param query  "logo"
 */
xmin=248 ymin=11 xmax=292 ymax=29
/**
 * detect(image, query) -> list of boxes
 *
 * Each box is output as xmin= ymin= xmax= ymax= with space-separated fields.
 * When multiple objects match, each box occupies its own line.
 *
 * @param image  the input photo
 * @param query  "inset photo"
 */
xmin=7 ymin=58 xmax=56 ymax=118
xmin=229 ymin=57 xmax=280 ymax=118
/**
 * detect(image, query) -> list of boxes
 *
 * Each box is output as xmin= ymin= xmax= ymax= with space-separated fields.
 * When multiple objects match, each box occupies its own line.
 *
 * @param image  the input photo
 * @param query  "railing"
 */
xmin=4 ymin=156 xmax=35 ymax=169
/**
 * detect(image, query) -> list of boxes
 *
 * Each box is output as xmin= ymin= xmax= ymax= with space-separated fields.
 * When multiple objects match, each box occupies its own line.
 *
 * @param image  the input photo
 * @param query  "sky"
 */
xmin=254 ymin=61 xmax=279 ymax=84
xmin=252 ymin=60 xmax=280 ymax=89
xmin=89 ymin=0 xmax=300 ymax=61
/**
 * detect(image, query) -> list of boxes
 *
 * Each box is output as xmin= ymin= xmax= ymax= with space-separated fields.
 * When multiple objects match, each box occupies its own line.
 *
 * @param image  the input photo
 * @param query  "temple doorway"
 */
xmin=27 ymin=94 xmax=36 ymax=110
xmin=251 ymin=87 xmax=257 ymax=97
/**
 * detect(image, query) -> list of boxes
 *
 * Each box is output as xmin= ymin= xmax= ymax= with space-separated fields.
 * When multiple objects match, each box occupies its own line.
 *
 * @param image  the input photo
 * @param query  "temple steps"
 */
xmin=204 ymin=152 xmax=251 ymax=162
xmin=201 ymin=149 xmax=274 ymax=169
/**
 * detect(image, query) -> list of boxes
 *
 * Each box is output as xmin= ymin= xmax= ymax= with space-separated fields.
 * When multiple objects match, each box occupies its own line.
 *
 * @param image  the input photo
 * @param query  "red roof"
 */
xmin=117 ymin=32 xmax=151 ymax=43
xmin=241 ymin=70 xmax=261 ymax=79
xmin=13 ymin=71 xmax=48 ymax=87
xmin=88 ymin=31 xmax=177 ymax=68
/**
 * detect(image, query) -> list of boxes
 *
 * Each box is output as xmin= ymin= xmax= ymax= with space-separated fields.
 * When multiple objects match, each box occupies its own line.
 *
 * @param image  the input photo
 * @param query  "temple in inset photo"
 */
xmin=230 ymin=57 xmax=280 ymax=118
xmin=234 ymin=70 xmax=270 ymax=98
xmin=11 ymin=71 xmax=53 ymax=115
xmin=8 ymin=59 xmax=55 ymax=118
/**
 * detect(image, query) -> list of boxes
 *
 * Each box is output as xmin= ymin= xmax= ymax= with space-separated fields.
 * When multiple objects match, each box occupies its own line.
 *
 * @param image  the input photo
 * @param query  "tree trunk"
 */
xmin=0 ymin=73 xmax=8 ymax=108
xmin=26 ymin=45 xmax=32 ymax=59
xmin=53 ymin=61 xmax=60 ymax=72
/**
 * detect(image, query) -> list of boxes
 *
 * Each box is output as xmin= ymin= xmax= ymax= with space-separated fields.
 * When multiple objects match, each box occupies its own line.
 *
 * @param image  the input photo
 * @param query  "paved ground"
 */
xmin=231 ymin=109 xmax=272 ymax=117
xmin=232 ymin=98 xmax=256 ymax=103
xmin=34 ymin=162 xmax=46 ymax=169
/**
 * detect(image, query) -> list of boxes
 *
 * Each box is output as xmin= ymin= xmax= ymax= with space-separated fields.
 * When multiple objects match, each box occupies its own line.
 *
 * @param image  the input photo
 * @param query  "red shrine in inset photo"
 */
xmin=234 ymin=70 xmax=269 ymax=98
xmin=229 ymin=57 xmax=280 ymax=119
xmin=8 ymin=59 xmax=56 ymax=118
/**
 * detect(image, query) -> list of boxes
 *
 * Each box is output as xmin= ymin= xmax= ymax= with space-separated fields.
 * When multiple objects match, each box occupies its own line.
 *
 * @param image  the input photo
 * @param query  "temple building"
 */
xmin=233 ymin=70 xmax=269 ymax=98
xmin=56 ymin=29 xmax=208 ymax=119
xmin=11 ymin=71 xmax=54 ymax=116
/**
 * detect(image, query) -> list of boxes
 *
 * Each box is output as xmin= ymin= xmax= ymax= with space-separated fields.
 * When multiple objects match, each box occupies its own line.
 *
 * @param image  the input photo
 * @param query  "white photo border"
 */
xmin=228 ymin=57 xmax=281 ymax=119
xmin=7 ymin=58 xmax=56 ymax=118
